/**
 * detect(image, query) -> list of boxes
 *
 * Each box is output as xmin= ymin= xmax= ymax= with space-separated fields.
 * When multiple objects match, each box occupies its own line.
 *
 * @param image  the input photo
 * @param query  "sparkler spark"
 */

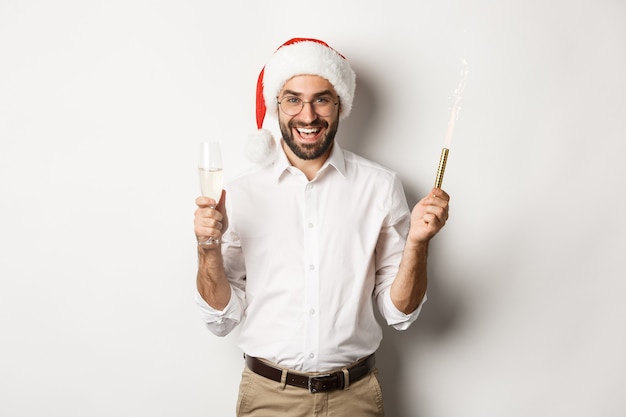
xmin=444 ymin=59 xmax=469 ymax=148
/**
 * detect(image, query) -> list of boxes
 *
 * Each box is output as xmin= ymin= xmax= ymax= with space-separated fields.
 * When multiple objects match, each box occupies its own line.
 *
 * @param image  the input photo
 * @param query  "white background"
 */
xmin=1 ymin=1 xmax=625 ymax=416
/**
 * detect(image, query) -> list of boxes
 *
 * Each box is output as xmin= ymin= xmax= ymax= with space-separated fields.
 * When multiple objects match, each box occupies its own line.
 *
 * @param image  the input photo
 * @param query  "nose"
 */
xmin=298 ymin=101 xmax=318 ymax=123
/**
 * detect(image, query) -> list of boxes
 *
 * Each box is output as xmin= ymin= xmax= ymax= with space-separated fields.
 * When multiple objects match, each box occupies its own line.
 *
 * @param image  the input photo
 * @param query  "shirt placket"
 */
xmin=302 ymin=181 xmax=320 ymax=370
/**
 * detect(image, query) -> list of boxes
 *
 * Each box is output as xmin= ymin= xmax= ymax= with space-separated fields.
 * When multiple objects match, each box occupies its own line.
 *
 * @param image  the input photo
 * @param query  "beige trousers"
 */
xmin=236 ymin=366 xmax=385 ymax=417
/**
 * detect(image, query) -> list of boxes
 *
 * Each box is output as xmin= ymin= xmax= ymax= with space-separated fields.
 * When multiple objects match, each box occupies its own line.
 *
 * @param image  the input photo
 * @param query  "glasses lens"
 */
xmin=278 ymin=96 xmax=338 ymax=117
xmin=279 ymin=96 xmax=302 ymax=116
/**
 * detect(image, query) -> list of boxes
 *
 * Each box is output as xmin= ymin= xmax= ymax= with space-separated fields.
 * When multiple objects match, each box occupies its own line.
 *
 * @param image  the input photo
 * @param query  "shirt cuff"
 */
xmin=194 ymin=288 xmax=242 ymax=336
xmin=382 ymin=290 xmax=427 ymax=331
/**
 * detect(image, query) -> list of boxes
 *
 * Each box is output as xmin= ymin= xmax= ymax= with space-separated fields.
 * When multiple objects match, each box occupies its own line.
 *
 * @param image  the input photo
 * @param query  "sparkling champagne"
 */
xmin=198 ymin=168 xmax=223 ymax=202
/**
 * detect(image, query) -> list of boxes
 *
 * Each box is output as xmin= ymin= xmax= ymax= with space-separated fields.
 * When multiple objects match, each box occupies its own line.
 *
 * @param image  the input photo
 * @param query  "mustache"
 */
xmin=288 ymin=119 xmax=327 ymax=129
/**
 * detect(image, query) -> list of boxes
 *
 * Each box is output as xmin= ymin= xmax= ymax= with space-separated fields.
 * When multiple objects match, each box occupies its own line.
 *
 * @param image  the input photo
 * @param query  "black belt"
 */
xmin=245 ymin=354 xmax=375 ymax=393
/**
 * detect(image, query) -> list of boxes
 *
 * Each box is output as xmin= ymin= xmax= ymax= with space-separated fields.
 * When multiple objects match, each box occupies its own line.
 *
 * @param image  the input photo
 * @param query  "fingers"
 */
xmin=194 ymin=204 xmax=225 ymax=243
xmin=195 ymin=205 xmax=224 ymax=222
xmin=422 ymin=207 xmax=445 ymax=225
xmin=195 ymin=191 xmax=229 ymax=245
xmin=196 ymin=211 xmax=224 ymax=230
xmin=420 ymin=188 xmax=450 ymax=226
xmin=196 ymin=195 xmax=219 ymax=208
xmin=430 ymin=188 xmax=450 ymax=204
xmin=194 ymin=207 xmax=223 ymax=229
xmin=196 ymin=189 xmax=226 ymax=208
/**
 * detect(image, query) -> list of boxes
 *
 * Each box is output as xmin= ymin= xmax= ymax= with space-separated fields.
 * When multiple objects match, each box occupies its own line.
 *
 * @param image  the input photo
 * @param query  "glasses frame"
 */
xmin=276 ymin=95 xmax=340 ymax=117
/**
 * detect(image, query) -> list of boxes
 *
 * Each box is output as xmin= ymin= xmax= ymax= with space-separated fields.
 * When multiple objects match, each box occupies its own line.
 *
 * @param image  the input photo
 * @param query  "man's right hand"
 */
xmin=194 ymin=190 xmax=228 ymax=247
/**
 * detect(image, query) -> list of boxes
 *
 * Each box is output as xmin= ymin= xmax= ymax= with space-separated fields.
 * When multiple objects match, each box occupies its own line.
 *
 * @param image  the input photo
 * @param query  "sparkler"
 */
xmin=434 ymin=59 xmax=469 ymax=188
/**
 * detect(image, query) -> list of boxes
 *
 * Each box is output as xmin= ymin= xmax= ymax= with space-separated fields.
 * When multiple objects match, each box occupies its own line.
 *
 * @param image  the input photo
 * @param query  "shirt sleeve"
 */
xmin=194 ymin=208 xmax=248 ymax=337
xmin=194 ymin=287 xmax=244 ymax=337
xmin=373 ymin=172 xmax=427 ymax=330
xmin=380 ymin=289 xmax=427 ymax=330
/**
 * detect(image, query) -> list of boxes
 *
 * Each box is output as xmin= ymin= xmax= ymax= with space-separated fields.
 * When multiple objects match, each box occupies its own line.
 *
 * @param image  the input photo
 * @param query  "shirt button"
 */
xmin=309 ymin=353 xmax=315 ymax=359
xmin=309 ymin=264 xmax=315 ymax=271
xmin=309 ymin=308 xmax=316 ymax=315
xmin=308 ymin=222 xmax=314 ymax=228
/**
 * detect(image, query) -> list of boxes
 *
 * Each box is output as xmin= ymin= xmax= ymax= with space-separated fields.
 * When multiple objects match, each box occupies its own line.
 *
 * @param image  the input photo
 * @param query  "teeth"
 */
xmin=297 ymin=128 xmax=319 ymax=134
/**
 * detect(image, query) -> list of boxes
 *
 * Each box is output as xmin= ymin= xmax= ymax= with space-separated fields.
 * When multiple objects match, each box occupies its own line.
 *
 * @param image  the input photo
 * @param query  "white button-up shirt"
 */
xmin=195 ymin=142 xmax=425 ymax=372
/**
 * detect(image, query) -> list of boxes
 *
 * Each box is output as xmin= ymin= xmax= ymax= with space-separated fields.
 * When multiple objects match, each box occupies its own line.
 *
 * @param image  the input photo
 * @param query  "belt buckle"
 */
xmin=307 ymin=374 xmax=331 ymax=393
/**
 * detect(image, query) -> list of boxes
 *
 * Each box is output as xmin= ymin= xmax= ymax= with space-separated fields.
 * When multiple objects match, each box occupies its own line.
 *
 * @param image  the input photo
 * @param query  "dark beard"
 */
xmin=279 ymin=118 xmax=339 ymax=161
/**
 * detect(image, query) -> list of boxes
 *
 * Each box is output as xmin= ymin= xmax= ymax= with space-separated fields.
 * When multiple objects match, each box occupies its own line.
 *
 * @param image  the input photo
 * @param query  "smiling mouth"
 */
xmin=294 ymin=126 xmax=323 ymax=142
xmin=297 ymin=127 xmax=321 ymax=135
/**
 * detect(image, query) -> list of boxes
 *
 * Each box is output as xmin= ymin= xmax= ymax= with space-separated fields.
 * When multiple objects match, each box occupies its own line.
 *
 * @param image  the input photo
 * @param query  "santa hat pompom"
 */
xmin=245 ymin=128 xmax=276 ymax=166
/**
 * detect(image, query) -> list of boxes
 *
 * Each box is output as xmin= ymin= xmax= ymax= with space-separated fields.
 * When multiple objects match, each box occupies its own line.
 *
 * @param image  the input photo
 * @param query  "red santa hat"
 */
xmin=245 ymin=38 xmax=357 ymax=165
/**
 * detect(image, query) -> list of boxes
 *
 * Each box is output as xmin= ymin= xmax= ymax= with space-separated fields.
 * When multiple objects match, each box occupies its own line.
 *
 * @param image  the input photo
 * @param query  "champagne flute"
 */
xmin=198 ymin=140 xmax=223 ymax=245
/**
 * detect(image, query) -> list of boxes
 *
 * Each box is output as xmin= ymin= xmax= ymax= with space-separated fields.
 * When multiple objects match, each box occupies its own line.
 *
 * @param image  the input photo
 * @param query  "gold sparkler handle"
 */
xmin=434 ymin=148 xmax=449 ymax=188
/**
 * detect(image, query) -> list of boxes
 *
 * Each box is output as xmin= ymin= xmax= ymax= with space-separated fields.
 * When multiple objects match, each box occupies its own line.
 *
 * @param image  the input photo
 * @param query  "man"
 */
xmin=194 ymin=38 xmax=449 ymax=416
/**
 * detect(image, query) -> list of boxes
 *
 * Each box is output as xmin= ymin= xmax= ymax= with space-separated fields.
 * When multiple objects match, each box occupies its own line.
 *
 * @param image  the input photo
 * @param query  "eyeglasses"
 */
xmin=277 ymin=95 xmax=339 ymax=117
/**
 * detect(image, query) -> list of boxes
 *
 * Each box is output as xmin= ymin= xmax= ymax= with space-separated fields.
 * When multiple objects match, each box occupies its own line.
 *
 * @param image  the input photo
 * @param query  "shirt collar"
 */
xmin=272 ymin=140 xmax=347 ymax=181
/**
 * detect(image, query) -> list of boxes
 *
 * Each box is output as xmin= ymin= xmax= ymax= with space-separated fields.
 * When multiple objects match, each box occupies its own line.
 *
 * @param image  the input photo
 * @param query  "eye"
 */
xmin=314 ymin=97 xmax=332 ymax=104
xmin=284 ymin=96 xmax=301 ymax=104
